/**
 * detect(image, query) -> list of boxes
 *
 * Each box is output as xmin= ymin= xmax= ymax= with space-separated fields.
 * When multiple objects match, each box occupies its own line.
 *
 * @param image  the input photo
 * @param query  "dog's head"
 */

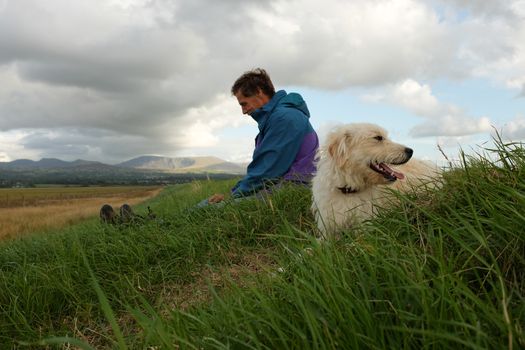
xmin=324 ymin=123 xmax=413 ymax=188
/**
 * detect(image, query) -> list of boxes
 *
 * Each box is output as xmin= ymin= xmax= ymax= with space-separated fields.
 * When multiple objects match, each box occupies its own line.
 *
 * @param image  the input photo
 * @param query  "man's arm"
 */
xmin=231 ymin=111 xmax=308 ymax=197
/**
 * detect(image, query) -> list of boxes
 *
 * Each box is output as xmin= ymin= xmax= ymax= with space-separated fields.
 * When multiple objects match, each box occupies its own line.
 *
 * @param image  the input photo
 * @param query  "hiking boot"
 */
xmin=100 ymin=204 xmax=117 ymax=224
xmin=119 ymin=203 xmax=135 ymax=223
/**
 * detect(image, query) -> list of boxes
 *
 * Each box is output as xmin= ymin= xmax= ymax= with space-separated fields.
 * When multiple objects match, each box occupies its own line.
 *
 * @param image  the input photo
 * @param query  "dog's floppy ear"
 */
xmin=328 ymin=131 xmax=351 ymax=168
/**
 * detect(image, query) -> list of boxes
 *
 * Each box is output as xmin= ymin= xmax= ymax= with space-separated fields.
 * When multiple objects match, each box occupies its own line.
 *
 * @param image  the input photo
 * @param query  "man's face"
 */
xmin=235 ymin=90 xmax=270 ymax=115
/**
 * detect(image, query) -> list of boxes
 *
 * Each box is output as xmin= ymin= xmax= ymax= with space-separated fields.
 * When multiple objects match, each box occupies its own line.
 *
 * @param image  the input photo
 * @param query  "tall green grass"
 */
xmin=0 ymin=137 xmax=524 ymax=349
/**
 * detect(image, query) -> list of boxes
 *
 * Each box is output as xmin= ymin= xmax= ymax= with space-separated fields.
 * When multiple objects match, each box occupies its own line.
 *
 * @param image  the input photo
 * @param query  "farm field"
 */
xmin=0 ymin=186 xmax=162 ymax=240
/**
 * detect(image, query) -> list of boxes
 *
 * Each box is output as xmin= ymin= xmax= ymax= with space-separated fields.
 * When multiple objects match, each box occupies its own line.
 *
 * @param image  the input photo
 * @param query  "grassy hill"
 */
xmin=0 ymin=138 xmax=524 ymax=349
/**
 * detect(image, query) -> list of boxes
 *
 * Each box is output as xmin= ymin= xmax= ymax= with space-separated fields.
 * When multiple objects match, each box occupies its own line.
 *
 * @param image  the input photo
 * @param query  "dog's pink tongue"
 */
xmin=381 ymin=163 xmax=405 ymax=180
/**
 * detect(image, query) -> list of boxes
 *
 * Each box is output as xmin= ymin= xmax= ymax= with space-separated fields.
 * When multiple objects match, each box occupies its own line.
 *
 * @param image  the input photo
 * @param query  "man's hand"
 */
xmin=208 ymin=193 xmax=225 ymax=204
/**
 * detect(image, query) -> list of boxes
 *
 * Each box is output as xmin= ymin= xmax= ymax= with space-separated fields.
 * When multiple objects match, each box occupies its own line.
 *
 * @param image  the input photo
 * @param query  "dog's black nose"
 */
xmin=405 ymin=148 xmax=413 ymax=157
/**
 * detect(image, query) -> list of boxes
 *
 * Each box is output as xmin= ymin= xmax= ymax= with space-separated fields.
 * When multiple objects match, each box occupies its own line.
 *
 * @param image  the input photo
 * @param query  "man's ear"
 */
xmin=257 ymin=89 xmax=270 ymax=104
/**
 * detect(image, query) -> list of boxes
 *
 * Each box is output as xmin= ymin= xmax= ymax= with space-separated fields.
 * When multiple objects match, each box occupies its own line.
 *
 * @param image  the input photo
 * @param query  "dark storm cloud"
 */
xmin=18 ymin=127 xmax=177 ymax=163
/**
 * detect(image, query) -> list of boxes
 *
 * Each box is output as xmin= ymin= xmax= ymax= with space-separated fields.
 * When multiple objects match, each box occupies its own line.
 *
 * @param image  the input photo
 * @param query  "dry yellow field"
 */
xmin=0 ymin=186 xmax=163 ymax=240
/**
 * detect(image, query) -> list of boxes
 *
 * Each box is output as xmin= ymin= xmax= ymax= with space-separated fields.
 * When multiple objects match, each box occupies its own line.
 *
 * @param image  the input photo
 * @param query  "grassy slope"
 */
xmin=0 ymin=139 xmax=524 ymax=349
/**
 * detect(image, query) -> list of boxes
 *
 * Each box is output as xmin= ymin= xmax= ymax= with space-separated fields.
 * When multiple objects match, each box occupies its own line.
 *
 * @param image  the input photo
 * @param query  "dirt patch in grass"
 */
xmin=158 ymin=250 xmax=277 ymax=312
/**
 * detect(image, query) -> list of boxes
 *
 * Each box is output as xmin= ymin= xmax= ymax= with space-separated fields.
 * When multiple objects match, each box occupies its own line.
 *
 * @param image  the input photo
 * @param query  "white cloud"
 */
xmin=172 ymin=94 xmax=251 ymax=148
xmin=442 ymin=1 xmax=525 ymax=94
xmin=390 ymin=80 xmax=441 ymax=117
xmin=0 ymin=130 xmax=41 ymax=161
xmin=261 ymin=0 xmax=457 ymax=87
xmin=436 ymin=0 xmax=519 ymax=19
xmin=411 ymin=115 xmax=492 ymax=137
xmin=367 ymin=79 xmax=493 ymax=137
xmin=500 ymin=114 xmax=525 ymax=140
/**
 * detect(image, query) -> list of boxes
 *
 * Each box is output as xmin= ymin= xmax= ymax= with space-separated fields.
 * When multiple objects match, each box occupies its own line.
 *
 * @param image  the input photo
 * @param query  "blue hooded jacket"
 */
xmin=231 ymin=90 xmax=319 ymax=198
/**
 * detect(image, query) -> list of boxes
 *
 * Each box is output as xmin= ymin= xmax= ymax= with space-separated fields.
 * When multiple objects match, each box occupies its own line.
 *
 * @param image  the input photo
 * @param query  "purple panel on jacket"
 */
xmin=283 ymin=131 xmax=319 ymax=182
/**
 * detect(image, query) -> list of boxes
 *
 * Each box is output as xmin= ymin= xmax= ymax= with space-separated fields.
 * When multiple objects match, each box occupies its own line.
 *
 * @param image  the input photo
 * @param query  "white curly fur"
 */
xmin=311 ymin=123 xmax=439 ymax=237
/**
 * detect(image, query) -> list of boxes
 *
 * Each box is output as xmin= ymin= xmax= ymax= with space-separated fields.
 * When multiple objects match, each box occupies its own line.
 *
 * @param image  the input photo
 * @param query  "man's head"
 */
xmin=231 ymin=68 xmax=275 ymax=115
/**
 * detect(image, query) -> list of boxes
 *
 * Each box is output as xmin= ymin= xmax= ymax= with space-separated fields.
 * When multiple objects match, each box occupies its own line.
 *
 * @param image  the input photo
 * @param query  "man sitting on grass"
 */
xmin=198 ymin=68 xmax=319 ymax=207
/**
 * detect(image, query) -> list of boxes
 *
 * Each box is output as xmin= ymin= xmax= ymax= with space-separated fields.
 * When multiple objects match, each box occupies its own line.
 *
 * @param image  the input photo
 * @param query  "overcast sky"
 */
xmin=0 ymin=0 xmax=524 ymax=164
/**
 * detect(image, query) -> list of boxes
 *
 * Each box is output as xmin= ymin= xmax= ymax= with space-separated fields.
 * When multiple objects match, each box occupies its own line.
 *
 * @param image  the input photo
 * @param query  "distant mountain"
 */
xmin=117 ymin=156 xmax=196 ymax=169
xmin=117 ymin=155 xmax=245 ymax=174
xmin=0 ymin=158 xmax=108 ymax=170
xmin=0 ymin=156 xmax=246 ymax=174
xmin=0 ymin=156 xmax=244 ymax=187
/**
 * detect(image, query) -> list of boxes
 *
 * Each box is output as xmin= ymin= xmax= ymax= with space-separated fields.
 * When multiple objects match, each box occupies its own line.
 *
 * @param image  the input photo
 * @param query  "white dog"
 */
xmin=311 ymin=123 xmax=439 ymax=236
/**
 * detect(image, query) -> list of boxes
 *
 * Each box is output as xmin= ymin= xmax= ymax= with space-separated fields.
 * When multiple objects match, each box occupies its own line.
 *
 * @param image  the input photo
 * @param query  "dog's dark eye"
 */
xmin=374 ymin=135 xmax=383 ymax=141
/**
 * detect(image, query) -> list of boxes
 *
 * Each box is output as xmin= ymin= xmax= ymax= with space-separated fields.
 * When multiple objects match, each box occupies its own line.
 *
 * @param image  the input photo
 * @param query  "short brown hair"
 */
xmin=231 ymin=68 xmax=276 ymax=98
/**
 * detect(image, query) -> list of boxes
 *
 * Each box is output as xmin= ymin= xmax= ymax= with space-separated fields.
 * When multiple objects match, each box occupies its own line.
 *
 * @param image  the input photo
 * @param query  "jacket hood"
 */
xmin=278 ymin=92 xmax=310 ymax=118
xmin=251 ymin=90 xmax=310 ymax=122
